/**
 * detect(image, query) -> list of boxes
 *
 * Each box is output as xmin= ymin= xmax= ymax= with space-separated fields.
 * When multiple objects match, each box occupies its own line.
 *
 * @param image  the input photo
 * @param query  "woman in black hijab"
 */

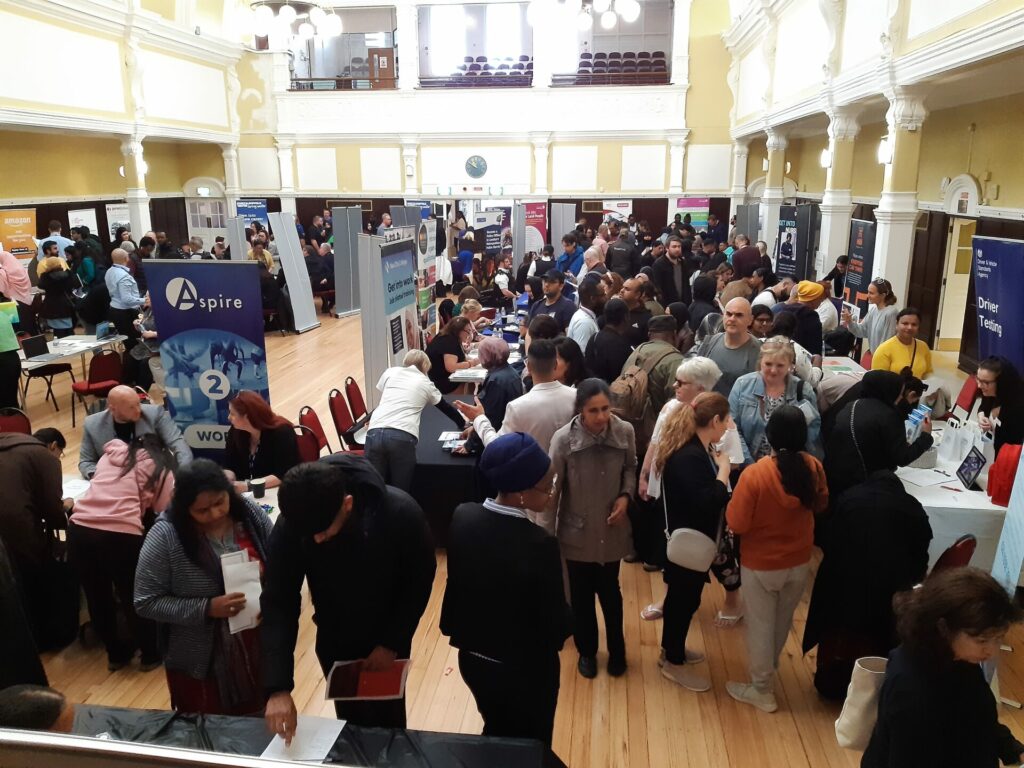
xmin=823 ymin=370 xmax=934 ymax=499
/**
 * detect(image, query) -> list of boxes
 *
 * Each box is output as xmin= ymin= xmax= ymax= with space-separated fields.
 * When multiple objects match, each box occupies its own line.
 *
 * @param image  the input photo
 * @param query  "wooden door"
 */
xmin=368 ymin=48 xmax=396 ymax=89
xmin=906 ymin=210 xmax=947 ymax=345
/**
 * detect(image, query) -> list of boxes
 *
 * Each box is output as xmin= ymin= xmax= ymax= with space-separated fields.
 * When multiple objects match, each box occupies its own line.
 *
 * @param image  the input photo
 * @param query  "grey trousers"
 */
xmin=741 ymin=563 xmax=810 ymax=693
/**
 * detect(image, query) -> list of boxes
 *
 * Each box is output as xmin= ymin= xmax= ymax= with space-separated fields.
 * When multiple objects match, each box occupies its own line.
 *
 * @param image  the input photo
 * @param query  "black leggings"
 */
xmin=661 ymin=563 xmax=706 ymax=665
xmin=566 ymin=560 xmax=625 ymax=661
xmin=0 ymin=349 xmax=21 ymax=409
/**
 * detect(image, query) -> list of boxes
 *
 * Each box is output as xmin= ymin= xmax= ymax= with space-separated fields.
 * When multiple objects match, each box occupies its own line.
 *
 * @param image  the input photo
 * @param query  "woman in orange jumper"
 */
xmin=725 ymin=405 xmax=828 ymax=713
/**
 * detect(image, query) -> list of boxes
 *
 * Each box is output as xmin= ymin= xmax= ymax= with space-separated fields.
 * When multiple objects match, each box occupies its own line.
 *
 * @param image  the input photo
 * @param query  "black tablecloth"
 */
xmin=411 ymin=396 xmax=484 ymax=547
xmin=73 ymin=705 xmax=566 ymax=767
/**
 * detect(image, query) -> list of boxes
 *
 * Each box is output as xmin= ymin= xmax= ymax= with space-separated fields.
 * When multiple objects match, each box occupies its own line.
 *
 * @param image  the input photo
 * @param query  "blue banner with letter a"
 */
xmin=972 ymin=237 xmax=1024 ymax=372
xmin=145 ymin=260 xmax=268 ymax=460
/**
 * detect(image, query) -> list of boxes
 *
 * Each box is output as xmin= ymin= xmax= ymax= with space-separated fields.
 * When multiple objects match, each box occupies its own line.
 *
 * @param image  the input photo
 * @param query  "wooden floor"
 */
xmin=26 ymin=316 xmax=1024 ymax=767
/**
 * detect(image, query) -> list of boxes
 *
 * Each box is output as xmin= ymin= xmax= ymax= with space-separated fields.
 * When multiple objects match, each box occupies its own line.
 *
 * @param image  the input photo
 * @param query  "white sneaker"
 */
xmin=661 ymin=661 xmax=711 ymax=692
xmin=658 ymin=648 xmax=705 ymax=666
xmin=726 ymin=681 xmax=778 ymax=713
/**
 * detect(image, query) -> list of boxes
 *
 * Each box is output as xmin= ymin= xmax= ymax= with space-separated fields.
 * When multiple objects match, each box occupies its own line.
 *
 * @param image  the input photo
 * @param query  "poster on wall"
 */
xmin=486 ymin=207 xmax=513 ymax=251
xmin=380 ymin=238 xmax=419 ymax=365
xmin=473 ymin=210 xmax=504 ymax=255
xmin=235 ymin=199 xmax=269 ymax=231
xmin=145 ymin=260 xmax=268 ymax=460
xmin=105 ymin=204 xmax=132 ymax=242
xmin=0 ymin=208 xmax=37 ymax=263
xmin=524 ymin=202 xmax=547 ymax=253
xmin=972 ymin=236 xmax=1024 ymax=372
xmin=844 ymin=219 xmax=876 ymax=312
xmin=774 ymin=205 xmax=799 ymax=279
xmin=673 ymin=197 xmax=710 ymax=231
xmin=416 ymin=221 xmax=437 ymax=339
xmin=405 ymin=200 xmax=432 ymax=220
xmin=68 ymin=208 xmax=99 ymax=238
xmin=602 ymin=200 xmax=632 ymax=224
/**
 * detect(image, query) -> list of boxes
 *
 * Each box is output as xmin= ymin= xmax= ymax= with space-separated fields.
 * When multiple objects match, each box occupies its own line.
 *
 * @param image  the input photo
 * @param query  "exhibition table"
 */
xmin=20 ymin=334 xmax=127 ymax=377
xmin=410 ymin=395 xmax=483 ymax=547
xmin=68 ymin=704 xmax=565 ymax=767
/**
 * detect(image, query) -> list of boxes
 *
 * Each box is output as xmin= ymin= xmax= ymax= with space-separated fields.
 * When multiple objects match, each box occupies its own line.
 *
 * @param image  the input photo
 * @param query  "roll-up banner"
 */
xmin=844 ymin=219 xmax=877 ymax=313
xmin=972 ymin=236 xmax=1024 ymax=372
xmin=602 ymin=200 xmax=632 ymax=224
xmin=68 ymin=208 xmax=99 ymax=238
xmin=235 ymin=199 xmax=269 ymax=230
xmin=105 ymin=204 xmax=131 ymax=243
xmin=0 ymin=208 xmax=37 ymax=265
xmin=673 ymin=197 xmax=710 ymax=231
xmin=415 ymin=220 xmax=437 ymax=345
xmin=775 ymin=205 xmax=799 ymax=279
xmin=524 ymin=202 xmax=547 ymax=255
xmin=473 ymin=210 xmax=503 ymax=255
xmin=145 ymin=260 xmax=268 ymax=460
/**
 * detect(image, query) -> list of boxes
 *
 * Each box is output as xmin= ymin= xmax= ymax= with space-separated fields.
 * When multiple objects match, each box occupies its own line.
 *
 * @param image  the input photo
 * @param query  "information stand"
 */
xmin=332 ymin=206 xmax=363 ymax=317
xmin=268 ymin=211 xmax=320 ymax=333
xmin=550 ymin=202 xmax=576 ymax=250
xmin=224 ymin=217 xmax=248 ymax=262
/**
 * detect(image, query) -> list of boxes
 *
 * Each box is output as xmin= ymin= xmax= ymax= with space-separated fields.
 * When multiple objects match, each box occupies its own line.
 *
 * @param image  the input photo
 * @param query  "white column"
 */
xmin=275 ymin=138 xmax=296 ymax=215
xmin=222 ymin=144 xmax=241 ymax=215
xmin=670 ymin=0 xmax=693 ymax=86
xmin=530 ymin=22 xmax=553 ymax=88
xmin=873 ymin=88 xmax=928 ymax=305
xmin=817 ymin=105 xmax=860 ymax=275
xmin=760 ymin=127 xmax=787 ymax=247
xmin=667 ymin=133 xmax=688 ymax=195
xmin=395 ymin=3 xmax=419 ymax=90
xmin=401 ymin=139 xmax=419 ymax=196
xmin=729 ymin=138 xmax=750 ymax=219
xmin=121 ymin=137 xmax=152 ymax=236
xmin=533 ymin=137 xmax=550 ymax=196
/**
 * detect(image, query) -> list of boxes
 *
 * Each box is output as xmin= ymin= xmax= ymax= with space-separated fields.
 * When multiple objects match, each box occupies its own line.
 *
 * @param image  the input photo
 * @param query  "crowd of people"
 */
xmin=2 ymin=210 xmax=1024 ymax=767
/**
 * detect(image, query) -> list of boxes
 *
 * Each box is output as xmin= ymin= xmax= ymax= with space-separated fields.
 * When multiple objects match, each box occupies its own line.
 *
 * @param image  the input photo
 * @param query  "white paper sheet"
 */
xmin=897 ymin=467 xmax=955 ymax=487
xmin=222 ymin=559 xmax=261 ymax=634
xmin=62 ymin=478 xmax=91 ymax=501
xmin=438 ymin=431 xmax=461 ymax=442
xmin=260 ymin=715 xmax=345 ymax=763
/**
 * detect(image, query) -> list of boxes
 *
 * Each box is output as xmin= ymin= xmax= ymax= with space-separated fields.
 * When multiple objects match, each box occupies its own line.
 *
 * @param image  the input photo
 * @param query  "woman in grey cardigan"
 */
xmin=135 ymin=459 xmax=273 ymax=715
xmin=549 ymin=378 xmax=637 ymax=680
xmin=841 ymin=277 xmax=899 ymax=357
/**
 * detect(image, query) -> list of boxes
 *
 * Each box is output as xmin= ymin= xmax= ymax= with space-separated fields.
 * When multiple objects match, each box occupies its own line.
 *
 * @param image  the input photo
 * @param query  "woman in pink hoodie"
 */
xmin=67 ymin=434 xmax=177 ymax=671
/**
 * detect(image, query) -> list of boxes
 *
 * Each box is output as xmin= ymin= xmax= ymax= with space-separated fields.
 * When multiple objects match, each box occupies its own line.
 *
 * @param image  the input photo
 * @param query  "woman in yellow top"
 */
xmin=871 ymin=307 xmax=933 ymax=379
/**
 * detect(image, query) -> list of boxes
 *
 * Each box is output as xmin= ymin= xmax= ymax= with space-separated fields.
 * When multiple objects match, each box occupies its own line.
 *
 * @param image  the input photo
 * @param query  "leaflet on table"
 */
xmin=443 ymin=439 xmax=467 ymax=451
xmin=62 ymin=477 xmax=91 ymax=501
xmin=220 ymin=551 xmax=262 ymax=634
xmin=897 ymin=467 xmax=954 ymax=487
xmin=260 ymin=715 xmax=346 ymax=762
xmin=326 ymin=659 xmax=410 ymax=701
xmin=438 ymin=431 xmax=461 ymax=442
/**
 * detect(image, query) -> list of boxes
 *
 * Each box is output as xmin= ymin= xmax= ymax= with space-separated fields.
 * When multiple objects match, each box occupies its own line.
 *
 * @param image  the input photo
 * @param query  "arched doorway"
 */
xmin=183 ymin=176 xmax=228 ymax=251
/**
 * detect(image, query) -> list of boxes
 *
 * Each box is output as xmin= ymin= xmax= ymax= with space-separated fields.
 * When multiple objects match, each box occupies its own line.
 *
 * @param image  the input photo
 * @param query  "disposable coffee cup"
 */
xmin=249 ymin=478 xmax=266 ymax=499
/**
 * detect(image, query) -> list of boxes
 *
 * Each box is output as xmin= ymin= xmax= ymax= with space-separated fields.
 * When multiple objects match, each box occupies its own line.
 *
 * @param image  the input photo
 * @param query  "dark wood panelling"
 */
xmin=0 ymin=199 xmax=126 ymax=259
xmin=296 ymin=196 xmax=403 ymax=238
xmin=149 ymin=197 xmax=189 ymax=248
xmin=907 ymin=210 xmax=948 ymax=346
xmin=851 ymin=204 xmax=876 ymax=223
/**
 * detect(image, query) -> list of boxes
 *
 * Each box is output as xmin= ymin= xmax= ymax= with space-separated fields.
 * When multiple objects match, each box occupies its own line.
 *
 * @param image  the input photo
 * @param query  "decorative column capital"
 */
xmin=667 ymin=130 xmax=690 ymax=149
xmin=884 ymin=86 xmax=929 ymax=132
xmin=732 ymin=138 xmax=751 ymax=157
xmin=765 ymin=127 xmax=788 ymax=153
xmin=826 ymin=105 xmax=861 ymax=141
xmin=275 ymin=138 xmax=295 ymax=152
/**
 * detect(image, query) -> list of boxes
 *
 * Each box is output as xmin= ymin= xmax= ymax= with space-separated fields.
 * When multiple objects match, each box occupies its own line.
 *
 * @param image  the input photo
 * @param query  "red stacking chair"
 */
xmin=329 ymin=388 xmax=365 ymax=451
xmin=345 ymin=376 xmax=368 ymax=421
xmin=951 ymin=376 xmax=980 ymax=421
xmin=70 ymin=350 xmax=123 ymax=428
xmin=860 ymin=350 xmax=873 ymax=369
xmin=299 ymin=405 xmax=332 ymax=454
xmin=294 ymin=425 xmax=321 ymax=464
xmin=930 ymin=534 xmax=977 ymax=576
xmin=0 ymin=407 xmax=31 ymax=434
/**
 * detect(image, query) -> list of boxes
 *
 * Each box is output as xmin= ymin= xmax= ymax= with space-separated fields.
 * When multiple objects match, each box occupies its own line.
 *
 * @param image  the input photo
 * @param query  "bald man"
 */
xmin=79 ymin=385 xmax=192 ymax=478
xmin=105 ymin=247 xmax=145 ymax=351
xmin=697 ymin=297 xmax=762 ymax=395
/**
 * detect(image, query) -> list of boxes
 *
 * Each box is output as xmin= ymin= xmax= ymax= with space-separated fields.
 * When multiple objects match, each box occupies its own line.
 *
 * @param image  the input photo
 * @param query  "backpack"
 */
xmin=610 ymin=344 xmax=676 ymax=443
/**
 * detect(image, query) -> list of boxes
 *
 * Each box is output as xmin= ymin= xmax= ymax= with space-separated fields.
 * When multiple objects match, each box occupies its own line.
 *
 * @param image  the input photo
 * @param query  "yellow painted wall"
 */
xmin=918 ymin=92 xmax=1024 ymax=208
xmin=0 ymin=131 xmax=125 ymax=199
xmin=790 ymin=135 xmax=828 ymax=194
xmin=686 ymin=0 xmax=733 ymax=144
xmin=141 ymin=0 xmax=176 ymax=22
xmin=178 ymin=143 xmax=225 ymax=183
xmin=143 ymin=142 xmax=187 ymax=193
xmin=597 ymin=143 xmax=621 ymax=192
xmin=851 ymin=122 xmax=886 ymax=198
xmin=194 ymin=0 xmax=224 ymax=33
xmin=745 ymin=137 xmax=767 ymax=185
xmin=239 ymin=134 xmax=276 ymax=149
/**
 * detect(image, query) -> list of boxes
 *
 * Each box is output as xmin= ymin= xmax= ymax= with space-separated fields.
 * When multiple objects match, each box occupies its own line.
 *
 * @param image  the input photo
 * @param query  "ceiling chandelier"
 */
xmin=527 ymin=0 xmax=641 ymax=31
xmin=250 ymin=2 xmax=343 ymax=39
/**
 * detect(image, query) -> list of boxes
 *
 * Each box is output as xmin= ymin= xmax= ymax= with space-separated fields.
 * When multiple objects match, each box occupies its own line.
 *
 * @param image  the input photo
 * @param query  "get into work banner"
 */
xmin=145 ymin=260 xmax=268 ymax=459
xmin=972 ymin=236 xmax=1024 ymax=371
xmin=845 ymin=219 xmax=876 ymax=313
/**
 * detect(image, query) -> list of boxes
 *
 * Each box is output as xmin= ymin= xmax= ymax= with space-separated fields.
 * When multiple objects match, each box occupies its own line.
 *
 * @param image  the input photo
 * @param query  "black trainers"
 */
xmin=140 ymin=657 xmax=163 ymax=672
xmin=623 ymin=553 xmax=641 ymax=564
xmin=608 ymin=657 xmax=628 ymax=677
xmin=107 ymin=659 xmax=129 ymax=672
xmin=577 ymin=655 xmax=598 ymax=679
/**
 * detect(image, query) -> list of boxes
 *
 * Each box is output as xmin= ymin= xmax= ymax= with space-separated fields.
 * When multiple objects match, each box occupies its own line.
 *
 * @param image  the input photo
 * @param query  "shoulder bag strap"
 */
xmin=849 ymin=400 xmax=868 ymax=476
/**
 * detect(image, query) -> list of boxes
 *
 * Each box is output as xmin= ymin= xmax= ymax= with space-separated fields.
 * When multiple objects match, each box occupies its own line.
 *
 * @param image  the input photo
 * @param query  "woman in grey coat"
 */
xmin=549 ymin=378 xmax=637 ymax=680
xmin=135 ymin=459 xmax=273 ymax=715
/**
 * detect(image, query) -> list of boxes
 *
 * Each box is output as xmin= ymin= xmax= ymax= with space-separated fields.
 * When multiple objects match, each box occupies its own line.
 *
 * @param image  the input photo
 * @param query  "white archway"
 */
xmin=941 ymin=173 xmax=982 ymax=217
xmin=183 ymin=176 xmax=228 ymax=248
xmin=746 ymin=175 xmax=799 ymax=201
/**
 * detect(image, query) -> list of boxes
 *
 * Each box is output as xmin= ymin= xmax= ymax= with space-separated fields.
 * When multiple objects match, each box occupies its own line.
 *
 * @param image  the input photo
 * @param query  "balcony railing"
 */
xmin=289 ymin=77 xmax=397 ymax=91
xmin=419 ymin=72 xmax=534 ymax=88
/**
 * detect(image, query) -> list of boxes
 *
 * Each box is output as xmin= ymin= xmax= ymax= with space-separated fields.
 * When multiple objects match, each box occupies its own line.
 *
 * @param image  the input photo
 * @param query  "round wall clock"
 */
xmin=465 ymin=155 xmax=488 ymax=179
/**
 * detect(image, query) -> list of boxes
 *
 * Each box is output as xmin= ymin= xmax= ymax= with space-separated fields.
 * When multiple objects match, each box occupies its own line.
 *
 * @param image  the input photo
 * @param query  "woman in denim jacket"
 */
xmin=728 ymin=337 xmax=822 ymax=464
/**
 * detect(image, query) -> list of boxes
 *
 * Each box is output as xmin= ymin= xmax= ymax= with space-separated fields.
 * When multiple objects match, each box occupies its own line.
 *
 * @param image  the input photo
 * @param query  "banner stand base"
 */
xmin=294 ymin=321 xmax=321 ymax=334
xmin=333 ymin=309 xmax=361 ymax=319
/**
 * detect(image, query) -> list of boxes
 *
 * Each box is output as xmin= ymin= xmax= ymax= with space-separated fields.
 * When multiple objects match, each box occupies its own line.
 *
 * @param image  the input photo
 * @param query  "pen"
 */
xmin=941 ymin=485 xmax=962 ymax=492
xmin=935 ymin=469 xmax=950 ymax=477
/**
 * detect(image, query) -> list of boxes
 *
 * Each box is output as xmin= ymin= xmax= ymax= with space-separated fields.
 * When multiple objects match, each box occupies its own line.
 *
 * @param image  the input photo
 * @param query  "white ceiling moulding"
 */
xmin=275 ymin=129 xmax=681 ymax=144
xmin=1 ymin=0 xmax=127 ymax=35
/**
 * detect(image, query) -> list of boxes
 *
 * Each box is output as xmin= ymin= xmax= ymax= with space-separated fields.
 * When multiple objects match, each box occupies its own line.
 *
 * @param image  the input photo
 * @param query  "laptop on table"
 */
xmin=95 ymin=321 xmax=116 ymax=340
xmin=21 ymin=334 xmax=61 ymax=362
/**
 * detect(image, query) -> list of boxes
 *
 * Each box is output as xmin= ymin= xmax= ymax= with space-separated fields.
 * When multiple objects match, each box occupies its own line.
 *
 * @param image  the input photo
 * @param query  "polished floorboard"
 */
xmin=26 ymin=316 xmax=1023 ymax=767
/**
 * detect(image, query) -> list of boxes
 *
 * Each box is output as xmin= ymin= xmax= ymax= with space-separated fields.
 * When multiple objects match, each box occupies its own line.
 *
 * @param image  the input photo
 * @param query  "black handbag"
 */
xmin=33 ymin=530 xmax=80 ymax=652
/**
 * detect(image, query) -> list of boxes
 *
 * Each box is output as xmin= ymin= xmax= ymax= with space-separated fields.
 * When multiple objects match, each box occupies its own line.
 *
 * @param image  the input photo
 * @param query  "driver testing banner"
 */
xmin=380 ymin=239 xmax=419 ymax=365
xmin=972 ymin=236 xmax=1024 ymax=371
xmin=145 ymin=260 xmax=268 ymax=460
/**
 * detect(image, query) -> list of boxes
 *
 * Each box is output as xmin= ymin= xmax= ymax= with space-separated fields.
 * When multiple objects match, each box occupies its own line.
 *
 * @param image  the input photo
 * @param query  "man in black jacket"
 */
xmin=607 ymin=229 xmax=638 ymax=278
xmin=262 ymin=456 xmax=436 ymax=738
xmin=651 ymin=236 xmax=696 ymax=305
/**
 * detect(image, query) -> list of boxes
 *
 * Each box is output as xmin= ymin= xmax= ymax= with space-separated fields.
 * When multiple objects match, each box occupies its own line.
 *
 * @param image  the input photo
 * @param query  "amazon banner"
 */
xmin=146 ymin=260 xmax=268 ymax=459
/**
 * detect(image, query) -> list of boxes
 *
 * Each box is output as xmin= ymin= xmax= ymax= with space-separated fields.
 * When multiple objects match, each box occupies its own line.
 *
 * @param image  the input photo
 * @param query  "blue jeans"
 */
xmin=364 ymin=427 xmax=418 ymax=492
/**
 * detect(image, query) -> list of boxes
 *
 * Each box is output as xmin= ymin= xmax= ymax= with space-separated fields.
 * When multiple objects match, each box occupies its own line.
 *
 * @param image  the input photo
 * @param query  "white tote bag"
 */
xmin=835 ymin=656 xmax=888 ymax=750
